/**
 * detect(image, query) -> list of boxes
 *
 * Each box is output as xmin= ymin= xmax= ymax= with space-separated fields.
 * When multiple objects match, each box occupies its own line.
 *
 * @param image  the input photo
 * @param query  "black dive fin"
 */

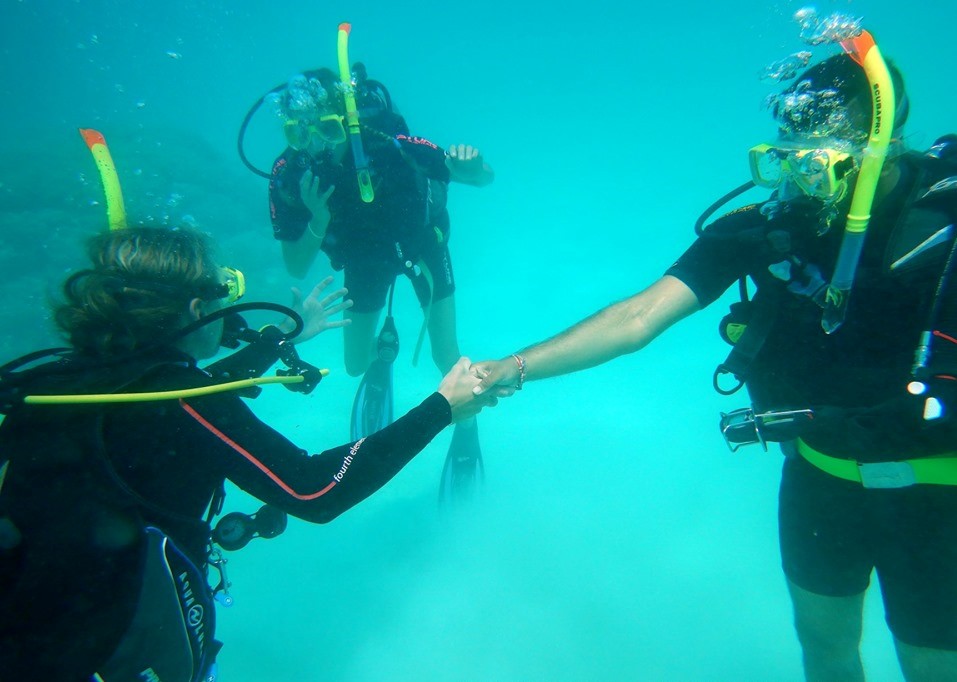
xmin=439 ymin=421 xmax=484 ymax=505
xmin=350 ymin=359 xmax=394 ymax=441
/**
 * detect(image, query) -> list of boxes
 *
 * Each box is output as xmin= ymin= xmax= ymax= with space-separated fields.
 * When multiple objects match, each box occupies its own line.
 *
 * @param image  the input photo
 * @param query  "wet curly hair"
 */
xmin=55 ymin=227 xmax=220 ymax=356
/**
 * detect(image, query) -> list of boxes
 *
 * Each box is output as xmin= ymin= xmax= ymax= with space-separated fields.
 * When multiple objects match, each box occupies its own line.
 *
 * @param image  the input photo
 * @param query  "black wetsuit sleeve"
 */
xmin=178 ymin=391 xmax=451 ymax=523
xmin=664 ymin=205 xmax=765 ymax=307
xmin=269 ymin=151 xmax=313 ymax=242
xmin=395 ymin=134 xmax=452 ymax=183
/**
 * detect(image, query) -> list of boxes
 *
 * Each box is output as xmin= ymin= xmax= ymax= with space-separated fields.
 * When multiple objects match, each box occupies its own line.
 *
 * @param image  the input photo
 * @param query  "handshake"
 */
xmin=287 ymin=278 xmax=527 ymax=423
xmin=437 ymin=355 xmax=525 ymax=422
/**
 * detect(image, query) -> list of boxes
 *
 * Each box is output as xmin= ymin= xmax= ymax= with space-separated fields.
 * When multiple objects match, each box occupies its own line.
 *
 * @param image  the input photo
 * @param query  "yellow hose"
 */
xmin=22 ymin=372 xmax=330 ymax=405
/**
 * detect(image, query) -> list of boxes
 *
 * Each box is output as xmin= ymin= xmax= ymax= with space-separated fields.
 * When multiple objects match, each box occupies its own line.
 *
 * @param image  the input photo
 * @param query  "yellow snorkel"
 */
xmin=821 ymin=30 xmax=896 ymax=334
xmin=79 ymin=128 xmax=128 ymax=231
xmin=337 ymin=22 xmax=375 ymax=203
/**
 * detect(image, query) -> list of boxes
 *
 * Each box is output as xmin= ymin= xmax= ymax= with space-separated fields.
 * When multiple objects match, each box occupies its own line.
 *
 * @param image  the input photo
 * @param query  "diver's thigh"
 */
xmin=779 ymin=454 xmax=873 ymax=595
xmin=876 ymin=484 xmax=957 ymax=653
xmin=343 ymin=260 xmax=392 ymax=314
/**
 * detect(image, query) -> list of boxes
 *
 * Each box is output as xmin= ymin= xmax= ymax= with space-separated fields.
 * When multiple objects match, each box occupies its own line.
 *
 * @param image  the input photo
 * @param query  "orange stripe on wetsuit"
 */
xmin=179 ymin=399 xmax=343 ymax=501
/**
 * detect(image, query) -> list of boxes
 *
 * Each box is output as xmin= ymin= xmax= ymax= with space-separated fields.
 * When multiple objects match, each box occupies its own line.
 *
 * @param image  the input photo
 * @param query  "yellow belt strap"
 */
xmin=796 ymin=439 xmax=957 ymax=488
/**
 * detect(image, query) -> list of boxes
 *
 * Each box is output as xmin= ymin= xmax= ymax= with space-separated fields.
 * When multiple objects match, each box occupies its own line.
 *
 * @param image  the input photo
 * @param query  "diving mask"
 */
xmin=283 ymin=114 xmax=347 ymax=150
xmin=201 ymin=266 xmax=246 ymax=304
xmin=108 ymin=265 xmax=246 ymax=305
xmin=749 ymin=143 xmax=858 ymax=200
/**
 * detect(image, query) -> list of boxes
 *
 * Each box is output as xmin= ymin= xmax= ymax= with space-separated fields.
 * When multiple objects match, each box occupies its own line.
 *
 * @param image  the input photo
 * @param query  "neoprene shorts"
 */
xmin=343 ymin=239 xmax=455 ymax=313
xmin=779 ymin=451 xmax=957 ymax=649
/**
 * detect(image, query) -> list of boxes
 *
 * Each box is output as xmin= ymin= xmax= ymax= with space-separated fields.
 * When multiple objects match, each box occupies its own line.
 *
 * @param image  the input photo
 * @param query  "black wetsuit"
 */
xmin=0 ymin=344 xmax=451 ymax=680
xmin=666 ymin=155 xmax=957 ymax=649
xmin=269 ymin=124 xmax=455 ymax=313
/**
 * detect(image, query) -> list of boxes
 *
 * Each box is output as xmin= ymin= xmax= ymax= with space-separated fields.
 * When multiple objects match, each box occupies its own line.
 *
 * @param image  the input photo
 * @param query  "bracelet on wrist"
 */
xmin=511 ymin=353 xmax=527 ymax=390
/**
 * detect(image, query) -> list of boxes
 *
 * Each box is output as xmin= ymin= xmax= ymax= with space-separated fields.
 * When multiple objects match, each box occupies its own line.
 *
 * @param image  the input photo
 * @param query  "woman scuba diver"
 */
xmin=0 ymin=225 xmax=491 ymax=681
xmin=240 ymin=25 xmax=495 ymax=504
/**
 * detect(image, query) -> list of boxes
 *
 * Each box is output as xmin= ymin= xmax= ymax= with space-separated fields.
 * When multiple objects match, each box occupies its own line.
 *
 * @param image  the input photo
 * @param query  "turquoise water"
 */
xmin=2 ymin=0 xmax=955 ymax=679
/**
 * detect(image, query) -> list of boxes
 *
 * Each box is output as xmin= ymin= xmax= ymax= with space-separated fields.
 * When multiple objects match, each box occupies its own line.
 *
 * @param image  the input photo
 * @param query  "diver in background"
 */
xmin=473 ymin=24 xmax=957 ymax=682
xmin=0 ymin=226 xmax=491 ymax=681
xmin=266 ymin=64 xmax=494 ymax=503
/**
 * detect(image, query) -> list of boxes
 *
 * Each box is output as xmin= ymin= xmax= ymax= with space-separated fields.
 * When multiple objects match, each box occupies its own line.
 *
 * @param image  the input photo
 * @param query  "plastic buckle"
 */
xmin=857 ymin=461 xmax=917 ymax=489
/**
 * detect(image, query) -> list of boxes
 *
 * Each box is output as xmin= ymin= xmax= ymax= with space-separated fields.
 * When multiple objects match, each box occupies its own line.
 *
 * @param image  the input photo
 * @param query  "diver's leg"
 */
xmin=895 ymin=642 xmax=957 ymax=682
xmin=342 ymin=263 xmax=389 ymax=377
xmin=419 ymin=240 xmax=460 ymax=374
xmin=428 ymin=294 xmax=461 ymax=374
xmin=343 ymin=310 xmax=380 ymax=377
xmin=421 ymin=244 xmax=481 ymax=502
xmin=779 ymin=453 xmax=873 ymax=681
xmin=879 ymin=484 xmax=957 ymax=682
xmin=787 ymin=580 xmax=865 ymax=682
xmin=344 ymin=262 xmax=398 ymax=438
xmin=431 ymin=292 xmax=483 ymax=504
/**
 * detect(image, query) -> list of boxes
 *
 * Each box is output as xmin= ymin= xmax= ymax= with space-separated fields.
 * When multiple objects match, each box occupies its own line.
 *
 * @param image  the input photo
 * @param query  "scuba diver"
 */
xmin=238 ymin=24 xmax=494 ymax=504
xmin=0 ymin=225 xmax=491 ymax=681
xmin=471 ymin=22 xmax=957 ymax=682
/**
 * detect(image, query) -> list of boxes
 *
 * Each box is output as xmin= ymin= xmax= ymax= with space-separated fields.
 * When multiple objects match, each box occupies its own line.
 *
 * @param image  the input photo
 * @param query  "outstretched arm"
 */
xmin=474 ymin=275 xmax=700 ymax=393
xmin=182 ymin=359 xmax=494 ymax=524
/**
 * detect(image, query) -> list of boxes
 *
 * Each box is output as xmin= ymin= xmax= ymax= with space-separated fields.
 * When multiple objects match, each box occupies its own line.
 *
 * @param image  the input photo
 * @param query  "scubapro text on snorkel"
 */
xmin=872 ymin=83 xmax=884 ymax=136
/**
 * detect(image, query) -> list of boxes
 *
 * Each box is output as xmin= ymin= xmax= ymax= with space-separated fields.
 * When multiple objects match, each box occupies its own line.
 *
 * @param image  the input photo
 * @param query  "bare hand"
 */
xmin=445 ymin=144 xmax=490 ymax=185
xmin=299 ymin=170 xmax=334 ymax=226
xmin=438 ymin=357 xmax=499 ymax=422
xmin=470 ymin=358 xmax=521 ymax=398
xmin=283 ymin=276 xmax=352 ymax=344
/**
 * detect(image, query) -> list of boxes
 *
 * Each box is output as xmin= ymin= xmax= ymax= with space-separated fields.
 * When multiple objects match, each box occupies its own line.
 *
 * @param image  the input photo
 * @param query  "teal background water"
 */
xmin=2 ymin=1 xmax=955 ymax=679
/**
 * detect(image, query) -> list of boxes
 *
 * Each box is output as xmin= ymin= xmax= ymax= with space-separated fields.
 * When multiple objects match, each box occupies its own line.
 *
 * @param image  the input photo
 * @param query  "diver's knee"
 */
xmin=794 ymin=618 xmax=860 ymax=656
xmin=792 ymin=605 xmax=863 ymax=661
xmin=431 ymin=347 xmax=458 ymax=374
xmin=344 ymin=348 xmax=372 ymax=377
xmin=344 ymin=359 xmax=369 ymax=378
xmin=788 ymin=582 xmax=864 ymax=657
xmin=895 ymin=639 xmax=957 ymax=681
xmin=343 ymin=336 xmax=375 ymax=377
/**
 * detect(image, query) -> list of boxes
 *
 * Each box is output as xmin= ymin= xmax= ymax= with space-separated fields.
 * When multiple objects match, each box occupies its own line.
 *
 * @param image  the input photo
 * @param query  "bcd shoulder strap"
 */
xmin=713 ymin=284 xmax=782 ymax=396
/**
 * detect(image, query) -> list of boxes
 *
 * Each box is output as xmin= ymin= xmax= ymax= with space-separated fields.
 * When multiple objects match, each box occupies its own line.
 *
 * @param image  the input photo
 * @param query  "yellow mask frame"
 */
xmin=749 ymin=143 xmax=857 ymax=200
xmin=283 ymin=113 xmax=347 ymax=149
